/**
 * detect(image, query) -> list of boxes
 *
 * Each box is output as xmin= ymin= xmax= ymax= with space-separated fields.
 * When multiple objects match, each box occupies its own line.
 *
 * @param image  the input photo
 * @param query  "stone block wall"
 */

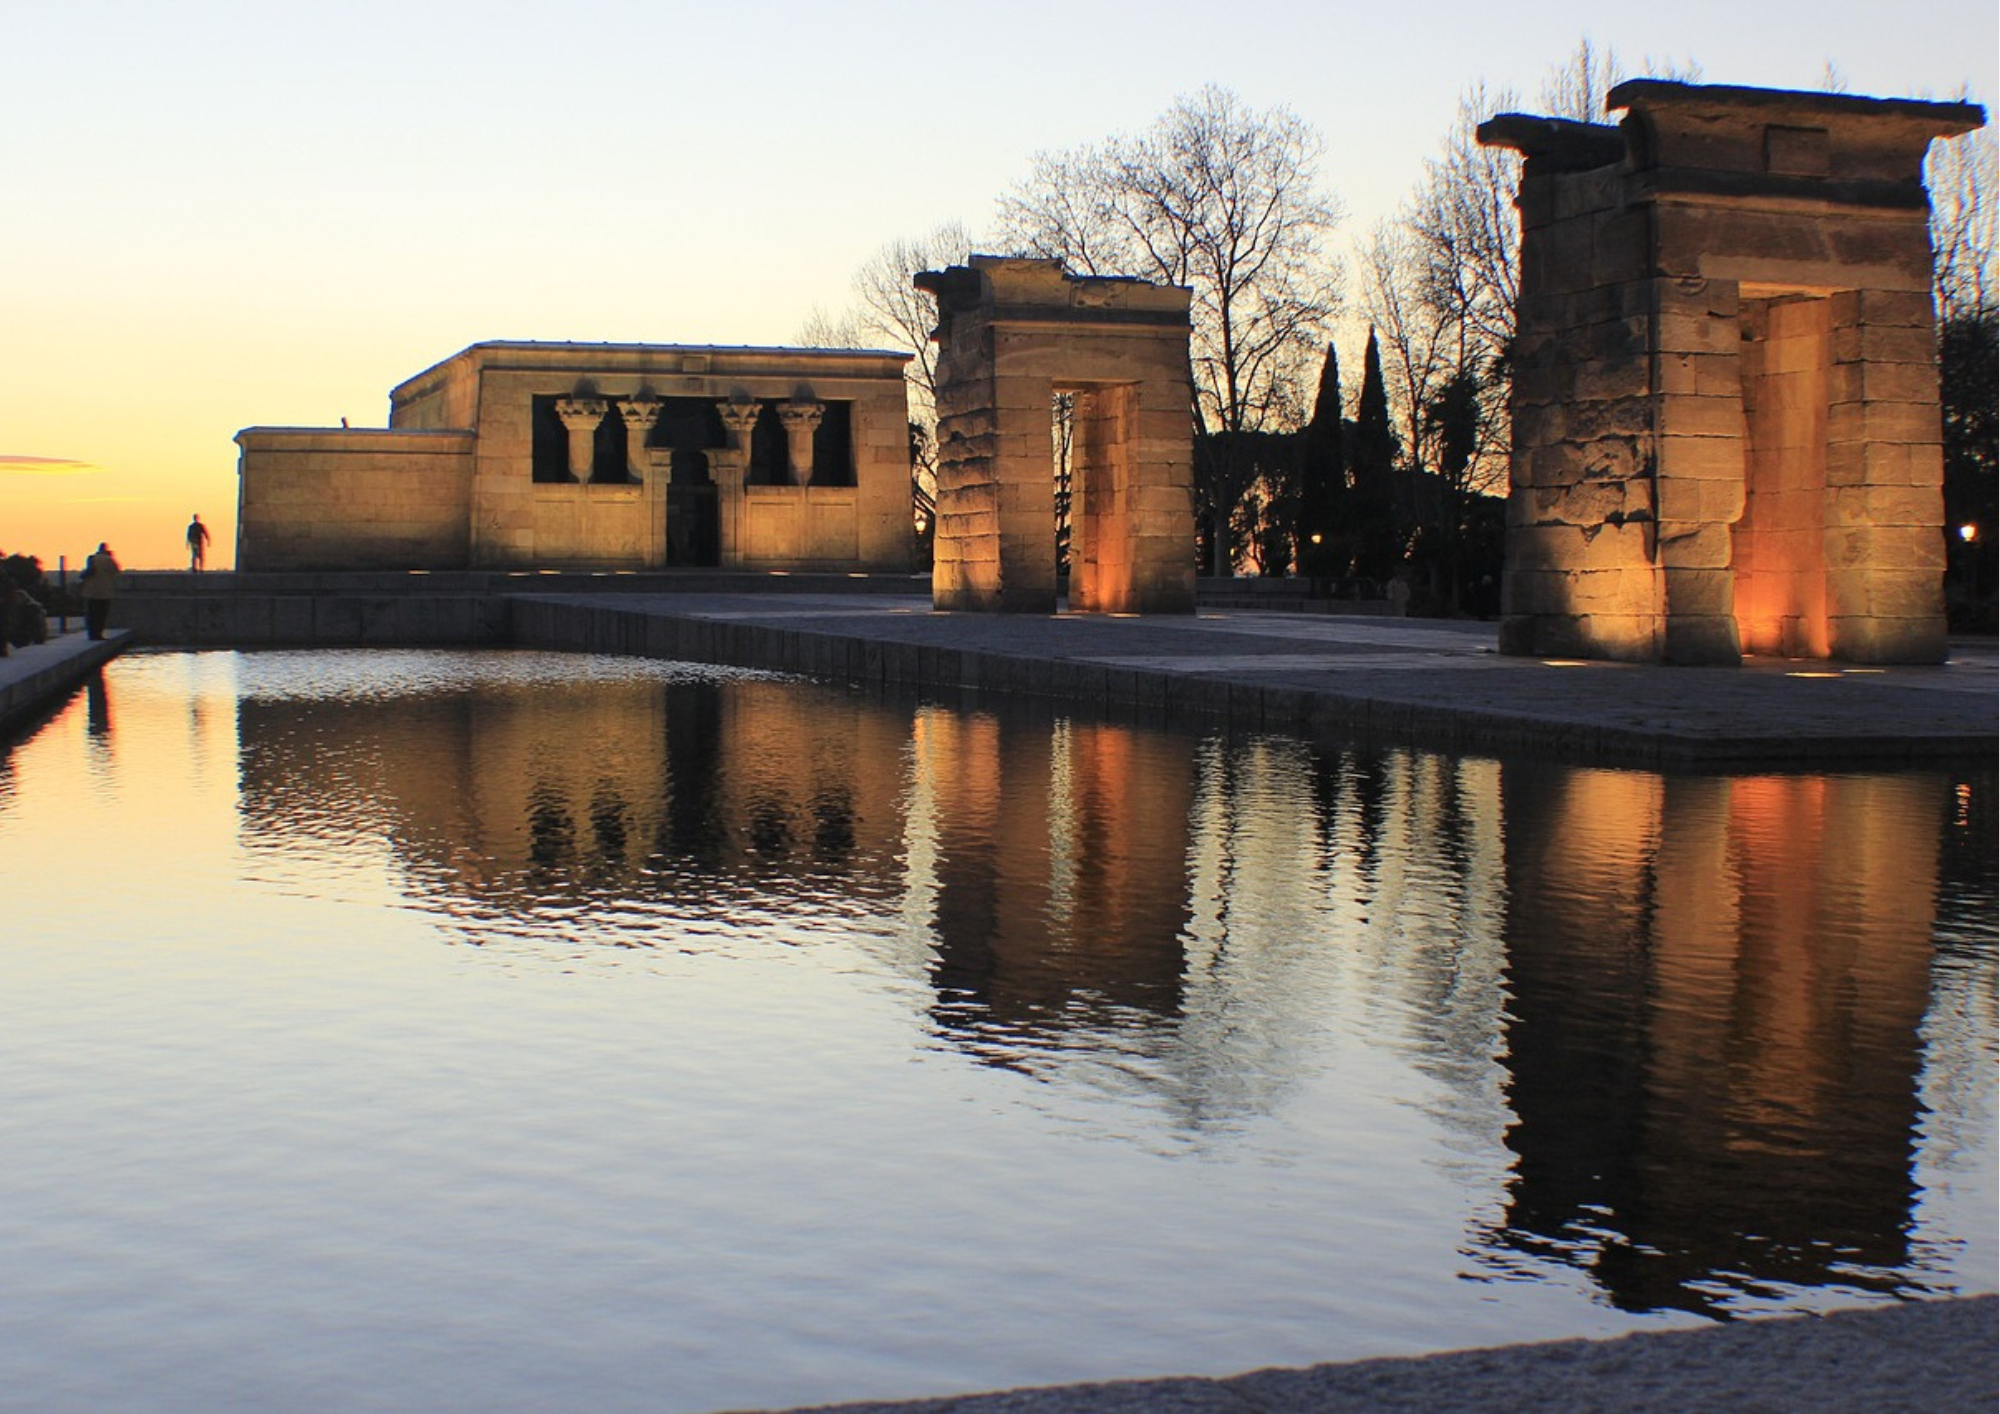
xmin=1502 ymin=160 xmax=1663 ymax=660
xmin=235 ymin=429 xmax=474 ymax=571
xmin=1482 ymin=82 xmax=1982 ymax=665
xmin=740 ymin=487 xmax=865 ymax=567
xmin=919 ymin=258 xmax=1196 ymax=615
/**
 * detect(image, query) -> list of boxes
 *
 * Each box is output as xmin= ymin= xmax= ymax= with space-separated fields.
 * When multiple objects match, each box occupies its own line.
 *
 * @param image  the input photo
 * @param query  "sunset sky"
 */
xmin=4 ymin=0 xmax=1993 ymax=570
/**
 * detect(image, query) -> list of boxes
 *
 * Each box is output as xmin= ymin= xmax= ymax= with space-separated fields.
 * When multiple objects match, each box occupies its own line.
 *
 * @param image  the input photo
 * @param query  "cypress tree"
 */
xmin=1297 ymin=343 xmax=1345 ymax=583
xmin=1349 ymin=328 xmax=1402 ymax=583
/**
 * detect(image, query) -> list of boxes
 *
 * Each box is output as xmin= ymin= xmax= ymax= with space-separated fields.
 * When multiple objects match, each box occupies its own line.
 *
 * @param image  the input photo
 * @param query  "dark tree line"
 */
xmin=1932 ymin=121 xmax=1998 ymax=628
xmin=1203 ymin=336 xmax=1503 ymax=614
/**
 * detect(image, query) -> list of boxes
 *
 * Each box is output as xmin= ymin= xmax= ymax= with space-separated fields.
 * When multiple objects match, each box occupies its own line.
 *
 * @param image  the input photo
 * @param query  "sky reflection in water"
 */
xmin=0 ymin=649 xmax=1992 ymax=1413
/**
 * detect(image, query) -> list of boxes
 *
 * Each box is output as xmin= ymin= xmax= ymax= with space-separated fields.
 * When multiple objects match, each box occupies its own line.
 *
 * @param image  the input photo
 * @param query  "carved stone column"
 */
xmin=554 ymin=398 xmax=607 ymax=482
xmin=614 ymin=398 xmax=661 ymax=482
xmin=714 ymin=399 xmax=761 ymax=567
xmin=777 ymin=400 xmax=823 ymax=485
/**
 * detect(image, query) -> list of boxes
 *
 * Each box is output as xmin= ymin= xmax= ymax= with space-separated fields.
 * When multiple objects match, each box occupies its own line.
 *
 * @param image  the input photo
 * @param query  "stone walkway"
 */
xmin=746 ymin=1296 xmax=1996 ymax=1414
xmin=515 ymin=592 xmax=1998 ymax=767
xmin=0 ymin=628 xmax=127 ymax=740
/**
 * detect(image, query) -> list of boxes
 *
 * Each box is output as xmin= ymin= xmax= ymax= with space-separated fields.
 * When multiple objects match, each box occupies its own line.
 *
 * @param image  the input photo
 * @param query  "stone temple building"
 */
xmin=1481 ymin=81 xmax=1984 ymax=664
xmin=236 ymin=342 xmax=915 ymax=573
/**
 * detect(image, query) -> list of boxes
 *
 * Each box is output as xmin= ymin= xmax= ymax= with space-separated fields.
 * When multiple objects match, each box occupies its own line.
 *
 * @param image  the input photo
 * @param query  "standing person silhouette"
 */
xmin=186 ymin=514 xmax=211 ymax=571
xmin=80 ymin=542 xmax=120 ymax=641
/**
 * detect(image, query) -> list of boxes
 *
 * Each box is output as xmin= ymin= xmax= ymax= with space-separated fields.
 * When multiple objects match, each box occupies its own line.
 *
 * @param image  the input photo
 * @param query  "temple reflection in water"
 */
xmin=229 ymin=653 xmax=1992 ymax=1314
xmin=1491 ymin=768 xmax=1954 ymax=1313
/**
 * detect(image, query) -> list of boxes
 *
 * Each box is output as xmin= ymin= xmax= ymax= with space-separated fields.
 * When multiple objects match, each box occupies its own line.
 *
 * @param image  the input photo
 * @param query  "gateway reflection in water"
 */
xmin=0 ymin=649 xmax=1991 ymax=1414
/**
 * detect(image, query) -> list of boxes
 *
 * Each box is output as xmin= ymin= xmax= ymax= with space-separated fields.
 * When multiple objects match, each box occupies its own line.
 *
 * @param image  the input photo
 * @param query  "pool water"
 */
xmin=0 ymin=649 xmax=1992 ymax=1413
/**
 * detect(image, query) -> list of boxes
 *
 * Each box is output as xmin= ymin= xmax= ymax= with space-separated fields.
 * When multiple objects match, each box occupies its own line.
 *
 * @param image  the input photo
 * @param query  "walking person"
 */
xmin=186 ymin=513 xmax=211 ymax=571
xmin=80 ymin=542 xmax=120 ymax=641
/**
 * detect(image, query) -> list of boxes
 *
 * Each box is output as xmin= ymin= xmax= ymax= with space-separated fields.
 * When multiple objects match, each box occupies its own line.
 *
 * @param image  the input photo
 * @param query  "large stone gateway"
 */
xmin=916 ymin=257 xmax=1197 ymax=614
xmin=1481 ymin=82 xmax=1985 ymax=664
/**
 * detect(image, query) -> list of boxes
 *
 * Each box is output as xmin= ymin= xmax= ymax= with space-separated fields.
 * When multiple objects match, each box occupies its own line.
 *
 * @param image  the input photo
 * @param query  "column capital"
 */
xmin=777 ymin=400 xmax=825 ymax=433
xmin=716 ymin=397 xmax=761 ymax=437
xmin=614 ymin=397 xmax=662 ymax=432
xmin=555 ymin=397 xmax=608 ymax=433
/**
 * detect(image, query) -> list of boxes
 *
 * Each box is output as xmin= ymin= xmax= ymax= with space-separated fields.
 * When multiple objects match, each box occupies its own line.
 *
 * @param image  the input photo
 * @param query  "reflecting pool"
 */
xmin=1 ymin=649 xmax=1993 ymax=1413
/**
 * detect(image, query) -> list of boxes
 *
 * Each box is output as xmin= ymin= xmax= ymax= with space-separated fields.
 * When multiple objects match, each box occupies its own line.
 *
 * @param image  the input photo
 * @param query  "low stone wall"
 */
xmin=0 ymin=633 xmax=126 ymax=740
xmin=113 ymin=592 xmax=511 ymax=647
xmin=110 ymin=572 xmax=1371 ymax=648
xmin=107 ymin=571 xmax=935 ymax=647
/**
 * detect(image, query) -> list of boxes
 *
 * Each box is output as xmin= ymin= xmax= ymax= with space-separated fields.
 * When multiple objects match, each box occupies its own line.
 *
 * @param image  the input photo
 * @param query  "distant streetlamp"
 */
xmin=1960 ymin=522 xmax=1979 ymax=543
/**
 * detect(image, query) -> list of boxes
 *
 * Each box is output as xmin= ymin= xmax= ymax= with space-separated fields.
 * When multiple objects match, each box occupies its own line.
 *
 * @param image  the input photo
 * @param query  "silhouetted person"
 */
xmin=4 ymin=580 xmax=47 ymax=649
xmin=186 ymin=514 xmax=211 ymax=571
xmin=81 ymin=542 xmax=119 ymax=641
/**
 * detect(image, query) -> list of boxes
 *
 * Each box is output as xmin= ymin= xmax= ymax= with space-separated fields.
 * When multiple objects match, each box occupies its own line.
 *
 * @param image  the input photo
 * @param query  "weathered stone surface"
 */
xmin=1657 ymin=477 xmax=1747 ymax=526
xmin=1828 ymin=612 xmax=1948 ymax=664
xmin=1828 ymin=524 xmax=1948 ymax=571
xmin=1510 ymin=522 xmax=1654 ymax=573
xmin=1663 ymin=613 xmax=1743 ymax=664
xmin=1663 ymin=566 xmax=1738 ymax=618
xmin=1484 ymin=80 xmax=1975 ymax=666
xmin=1658 ymin=522 xmax=1737 ymax=569
xmin=917 ymin=256 xmax=1194 ymax=615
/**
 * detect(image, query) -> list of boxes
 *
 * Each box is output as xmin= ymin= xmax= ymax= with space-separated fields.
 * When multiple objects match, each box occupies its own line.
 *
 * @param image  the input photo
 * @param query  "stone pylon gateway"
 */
xmin=1481 ymin=81 xmax=1985 ymax=665
xmin=915 ymin=257 xmax=1197 ymax=614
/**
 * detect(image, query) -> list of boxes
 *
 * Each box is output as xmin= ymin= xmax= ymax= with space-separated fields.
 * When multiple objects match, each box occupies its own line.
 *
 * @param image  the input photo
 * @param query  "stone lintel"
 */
xmin=917 ymin=256 xmax=1192 ymax=343
xmin=1607 ymin=79 xmax=1984 ymax=143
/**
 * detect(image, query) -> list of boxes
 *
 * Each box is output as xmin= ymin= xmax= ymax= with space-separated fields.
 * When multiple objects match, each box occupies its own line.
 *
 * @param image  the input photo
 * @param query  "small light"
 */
xmin=1309 ymin=532 xmax=1323 ymax=545
xmin=1541 ymin=659 xmax=1590 ymax=668
xmin=1786 ymin=671 xmax=1843 ymax=679
xmin=1960 ymin=523 xmax=1979 ymax=543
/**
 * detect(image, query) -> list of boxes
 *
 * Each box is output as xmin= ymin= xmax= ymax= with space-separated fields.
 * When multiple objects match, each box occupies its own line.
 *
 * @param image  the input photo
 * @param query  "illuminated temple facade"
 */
xmin=235 ymin=341 xmax=916 ymax=573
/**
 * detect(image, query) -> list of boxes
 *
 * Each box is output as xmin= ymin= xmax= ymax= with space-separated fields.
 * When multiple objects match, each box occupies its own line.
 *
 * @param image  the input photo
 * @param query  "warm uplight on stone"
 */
xmin=915 ymin=257 xmax=1197 ymax=614
xmin=1481 ymin=82 xmax=1985 ymax=665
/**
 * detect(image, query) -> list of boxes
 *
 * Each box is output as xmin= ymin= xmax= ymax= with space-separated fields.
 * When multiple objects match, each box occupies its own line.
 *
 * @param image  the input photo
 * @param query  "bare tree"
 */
xmin=1360 ymin=39 xmax=1700 ymax=609
xmin=799 ymin=221 xmax=976 ymax=525
xmin=1386 ymin=40 xmax=1702 ymax=400
xmin=1930 ymin=115 xmax=1997 ymax=623
xmin=1930 ymin=121 xmax=1997 ymax=320
xmin=997 ymin=85 xmax=1343 ymax=572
